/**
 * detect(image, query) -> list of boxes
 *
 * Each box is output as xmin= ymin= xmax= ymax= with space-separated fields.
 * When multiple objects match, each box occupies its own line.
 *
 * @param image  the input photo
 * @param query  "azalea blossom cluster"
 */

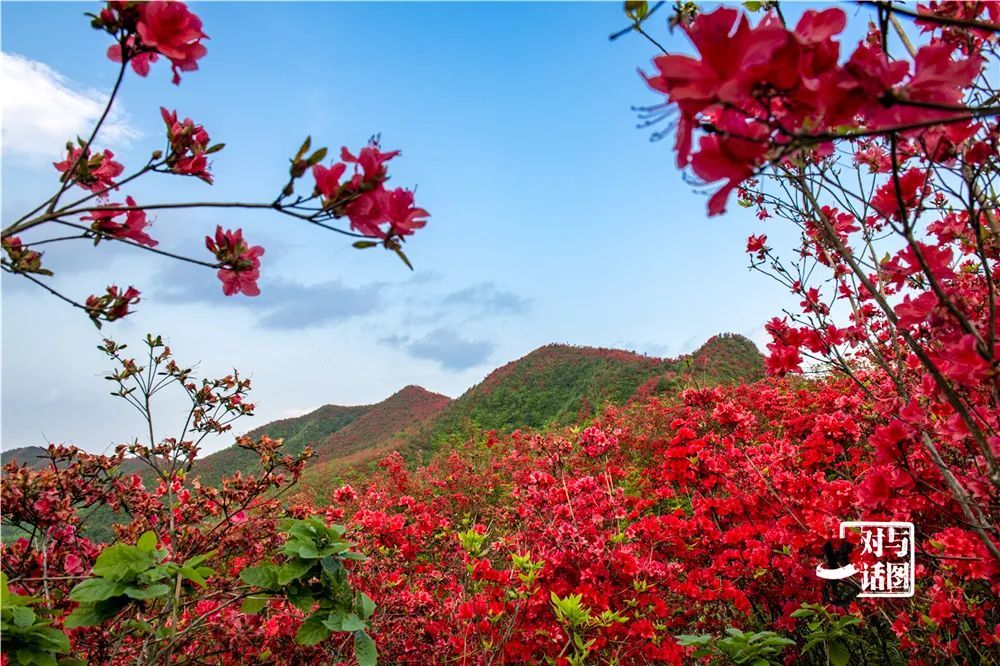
xmin=54 ymin=144 xmax=125 ymax=194
xmin=643 ymin=4 xmax=998 ymax=215
xmin=205 ymin=226 xmax=265 ymax=297
xmin=312 ymin=141 xmax=430 ymax=240
xmin=160 ymin=107 xmax=217 ymax=182
xmin=95 ymin=0 xmax=208 ymax=85
xmin=3 ymin=0 xmax=428 ymax=327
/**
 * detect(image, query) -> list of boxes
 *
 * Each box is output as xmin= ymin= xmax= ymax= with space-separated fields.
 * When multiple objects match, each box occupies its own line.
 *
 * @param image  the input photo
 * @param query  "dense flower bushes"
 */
xmin=4 ymin=368 xmax=997 ymax=663
xmin=328 ymin=376 xmax=996 ymax=664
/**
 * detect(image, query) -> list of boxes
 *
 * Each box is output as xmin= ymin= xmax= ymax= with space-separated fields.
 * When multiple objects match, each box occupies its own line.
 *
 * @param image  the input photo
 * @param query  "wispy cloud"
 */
xmin=1 ymin=52 xmax=140 ymax=166
xmin=257 ymin=279 xmax=383 ymax=329
xmin=382 ymin=329 xmax=494 ymax=371
xmin=441 ymin=281 xmax=530 ymax=316
xmin=154 ymin=263 xmax=383 ymax=330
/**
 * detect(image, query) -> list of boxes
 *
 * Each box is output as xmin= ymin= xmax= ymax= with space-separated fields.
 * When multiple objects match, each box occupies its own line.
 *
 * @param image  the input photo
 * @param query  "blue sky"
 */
xmin=1 ymin=2 xmax=841 ymax=454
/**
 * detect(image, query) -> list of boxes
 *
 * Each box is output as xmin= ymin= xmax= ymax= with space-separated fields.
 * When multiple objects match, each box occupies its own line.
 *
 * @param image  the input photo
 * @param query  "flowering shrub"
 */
xmin=296 ymin=375 xmax=993 ymax=664
xmin=623 ymin=1 xmax=999 ymax=563
xmin=1 ymin=335 xmax=379 ymax=664
xmin=2 ymin=0 xmax=429 ymax=327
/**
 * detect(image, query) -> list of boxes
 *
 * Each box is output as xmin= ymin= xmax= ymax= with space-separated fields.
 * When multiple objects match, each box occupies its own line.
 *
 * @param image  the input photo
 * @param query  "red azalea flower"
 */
xmin=81 ymin=197 xmax=158 ymax=248
xmin=341 ymin=143 xmax=400 ymax=181
xmin=136 ymin=1 xmax=208 ymax=84
xmin=746 ymin=234 xmax=767 ymax=258
xmin=108 ymin=36 xmax=160 ymax=76
xmin=53 ymin=147 xmax=124 ymax=193
xmin=871 ymin=169 xmax=929 ymax=221
xmin=85 ymin=285 xmax=141 ymax=322
xmin=312 ymin=162 xmax=347 ymax=199
xmin=383 ymin=188 xmax=429 ymax=237
xmin=205 ymin=226 xmax=265 ymax=296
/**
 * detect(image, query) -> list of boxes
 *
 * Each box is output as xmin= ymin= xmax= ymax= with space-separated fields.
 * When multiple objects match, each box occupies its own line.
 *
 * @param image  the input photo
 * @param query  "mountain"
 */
xmin=406 ymin=344 xmax=677 ymax=455
xmin=194 ymin=386 xmax=451 ymax=488
xmin=4 ymin=334 xmax=763 ymax=497
xmin=298 ymin=386 xmax=451 ymax=493
xmin=402 ymin=334 xmax=765 ymax=458
xmin=690 ymin=332 xmax=766 ymax=383
xmin=193 ymin=403 xmax=371 ymax=486
xmin=0 ymin=446 xmax=49 ymax=470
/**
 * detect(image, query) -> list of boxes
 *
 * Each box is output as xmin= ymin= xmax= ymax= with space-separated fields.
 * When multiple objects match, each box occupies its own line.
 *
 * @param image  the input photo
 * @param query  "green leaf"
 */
xmin=179 ymin=565 xmax=208 ymax=588
xmin=828 ymin=640 xmax=850 ymax=666
xmin=322 ymin=611 xmax=346 ymax=632
xmin=92 ymin=544 xmax=155 ymax=581
xmin=320 ymin=556 xmax=343 ymax=580
xmin=241 ymin=596 xmax=269 ymax=615
xmin=394 ymin=247 xmax=414 ymax=271
xmin=354 ymin=630 xmax=377 ymax=666
xmin=294 ymin=614 xmax=332 ymax=645
xmin=676 ymin=635 xmax=712 ymax=646
xmin=123 ymin=584 xmax=170 ymax=600
xmin=10 ymin=604 xmax=36 ymax=628
xmin=64 ymin=597 xmax=128 ymax=628
xmin=124 ymin=619 xmax=154 ymax=635
xmin=358 ymin=592 xmax=376 ymax=620
xmin=341 ymin=613 xmax=366 ymax=632
xmin=278 ymin=558 xmax=313 ymax=585
xmin=342 ymin=551 xmax=367 ymax=562
xmin=352 ymin=241 xmax=378 ymax=249
xmin=624 ymin=1 xmax=649 ymax=21
xmin=69 ymin=578 xmax=125 ymax=603
xmin=286 ymin=587 xmax=317 ymax=613
xmin=63 ymin=605 xmax=103 ymax=629
xmin=136 ymin=531 xmax=157 ymax=552
xmin=295 ymin=136 xmax=312 ymax=161
xmin=182 ymin=551 xmax=215 ymax=569
xmin=307 ymin=147 xmax=328 ymax=166
xmin=240 ymin=565 xmax=278 ymax=590
xmin=33 ymin=627 xmax=71 ymax=654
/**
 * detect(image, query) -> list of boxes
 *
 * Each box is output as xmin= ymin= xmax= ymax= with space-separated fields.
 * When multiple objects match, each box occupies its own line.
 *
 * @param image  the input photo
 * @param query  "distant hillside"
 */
xmin=299 ymin=386 xmax=451 ymax=494
xmin=428 ymin=344 xmax=672 ymax=435
xmin=194 ymin=386 xmax=451 ymax=488
xmin=405 ymin=335 xmax=764 ymax=457
xmin=3 ymin=335 xmax=762 ymax=498
xmin=312 ymin=386 xmax=451 ymax=464
xmin=690 ymin=333 xmax=766 ymax=383
xmin=0 ymin=446 xmax=49 ymax=469
xmin=193 ymin=403 xmax=370 ymax=486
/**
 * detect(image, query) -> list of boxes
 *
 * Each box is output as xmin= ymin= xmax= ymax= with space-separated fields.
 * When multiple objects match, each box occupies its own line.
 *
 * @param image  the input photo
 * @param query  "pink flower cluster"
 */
xmin=101 ymin=0 xmax=208 ymax=85
xmin=205 ymin=226 xmax=265 ymax=296
xmin=312 ymin=141 xmax=429 ymax=239
xmin=161 ymin=107 xmax=215 ymax=182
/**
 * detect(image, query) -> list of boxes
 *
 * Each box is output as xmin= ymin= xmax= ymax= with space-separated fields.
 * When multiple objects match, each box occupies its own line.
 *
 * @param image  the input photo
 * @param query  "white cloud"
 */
xmin=1 ymin=52 xmax=140 ymax=166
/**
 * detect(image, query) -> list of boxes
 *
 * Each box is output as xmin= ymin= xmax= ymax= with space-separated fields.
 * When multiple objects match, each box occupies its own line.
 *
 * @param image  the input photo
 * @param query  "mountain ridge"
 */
xmin=3 ymin=334 xmax=764 ymax=495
